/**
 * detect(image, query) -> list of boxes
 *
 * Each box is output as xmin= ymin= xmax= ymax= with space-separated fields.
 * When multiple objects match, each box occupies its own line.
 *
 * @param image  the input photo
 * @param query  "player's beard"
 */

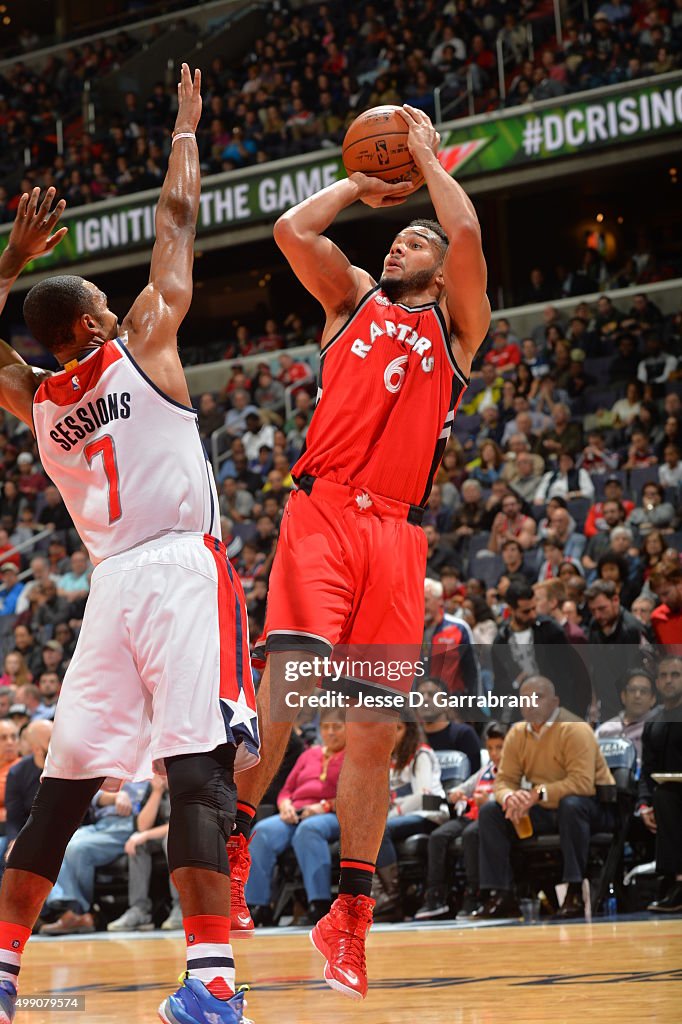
xmin=379 ymin=265 xmax=439 ymax=303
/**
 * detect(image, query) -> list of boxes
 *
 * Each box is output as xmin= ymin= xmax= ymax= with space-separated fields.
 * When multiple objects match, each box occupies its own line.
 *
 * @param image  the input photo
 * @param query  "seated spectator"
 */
xmin=650 ymin=562 xmax=682 ymax=645
xmin=629 ymin=482 xmax=676 ymax=536
xmin=107 ymin=774 xmax=181 ymax=932
xmin=197 ymin=393 xmax=224 ymax=442
xmin=424 ymin=525 xmax=457 ymax=578
xmin=31 ymin=580 xmax=71 ymax=633
xmin=15 ymin=453 xmax=47 ymax=500
xmin=245 ymin=709 xmax=345 ymax=926
xmin=610 ymin=335 xmax=641 ymax=385
xmin=636 ymin=332 xmax=677 ymax=386
xmin=254 ymin=369 xmax=285 ymax=413
xmin=545 ymin=504 xmax=586 ymax=560
xmin=498 ymin=538 xmax=536 ymax=586
xmin=639 ymin=655 xmax=682 ymax=913
xmin=37 ymin=485 xmax=75 ymax=537
xmin=578 ymin=430 xmax=618 ymax=476
xmin=414 ymin=678 xmax=481 ymax=772
xmin=596 ymin=668 xmax=657 ymax=766
xmin=461 ymin=364 xmax=503 ymax=415
xmin=466 ymin=440 xmax=504 ymax=488
xmin=501 ymin=450 xmax=544 ymax=504
xmin=631 ymin=595 xmax=656 ymax=634
xmin=596 ymin=550 xmax=641 ymax=609
xmin=12 ymin=684 xmax=42 ymax=721
xmin=0 ymin=720 xmax=20 ymax=862
xmin=0 ymin=564 xmax=24 ymax=616
xmin=415 ymin=721 xmax=506 ymax=921
xmin=225 ymin=390 xmax=258 ymax=437
xmin=57 ymin=550 xmax=91 ymax=604
xmin=483 ymin=329 xmax=520 ymax=373
xmin=373 ymin=722 xmax=446 ymax=921
xmin=470 ymin=676 xmax=615 ymax=920
xmin=0 ymin=690 xmax=12 ymax=719
xmin=34 ymin=669 xmax=62 ymax=720
xmin=582 ymin=500 xmax=628 ymax=572
xmin=534 ymin=578 xmax=587 ymax=643
xmin=4 ymin=721 xmax=52 ymax=850
xmin=277 ymin=353 xmax=311 ymax=390
xmin=621 ymin=428 xmax=657 ymax=469
xmin=11 ymin=624 xmax=43 ymax=678
xmin=14 ymin=556 xmax=59 ymax=616
xmin=584 ymin=475 xmax=634 ymax=537
xmin=242 ymin=411 xmax=276 ymax=463
xmin=492 ymin=580 xmax=591 ymax=718
xmin=659 ymin=444 xmax=682 ymax=489
xmin=39 ymin=780 xmax=149 ymax=935
xmin=611 ymin=381 xmax=643 ymax=427
xmin=534 ymin=450 xmax=595 ymax=505
xmin=535 ymin=403 xmax=582 ymax=460
xmin=424 ymin=580 xmax=479 ymax=699
xmin=537 ymin=532 xmax=580 ymax=581
xmin=0 ymin=653 xmax=32 ymax=689
xmin=488 ymin=492 xmax=537 ymax=553
xmin=656 ymin=415 xmax=682 ymax=462
xmin=586 ymin=579 xmax=648 ymax=646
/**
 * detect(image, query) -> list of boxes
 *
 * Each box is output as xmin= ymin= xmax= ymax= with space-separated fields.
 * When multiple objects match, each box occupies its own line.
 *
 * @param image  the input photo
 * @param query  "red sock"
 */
xmin=184 ymin=915 xmax=234 ymax=1000
xmin=0 ymin=921 xmax=31 ymax=989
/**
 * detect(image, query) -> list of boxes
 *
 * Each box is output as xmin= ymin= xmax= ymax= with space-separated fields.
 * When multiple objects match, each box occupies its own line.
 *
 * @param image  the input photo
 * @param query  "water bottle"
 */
xmin=604 ymin=883 xmax=617 ymax=918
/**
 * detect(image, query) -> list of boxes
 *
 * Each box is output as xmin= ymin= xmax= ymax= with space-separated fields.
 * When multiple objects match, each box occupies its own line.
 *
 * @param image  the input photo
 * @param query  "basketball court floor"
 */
xmin=19 ymin=916 xmax=682 ymax=1023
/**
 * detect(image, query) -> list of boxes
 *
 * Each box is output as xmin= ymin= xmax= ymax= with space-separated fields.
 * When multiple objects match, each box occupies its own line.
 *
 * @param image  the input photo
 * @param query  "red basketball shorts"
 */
xmin=260 ymin=475 xmax=427 ymax=689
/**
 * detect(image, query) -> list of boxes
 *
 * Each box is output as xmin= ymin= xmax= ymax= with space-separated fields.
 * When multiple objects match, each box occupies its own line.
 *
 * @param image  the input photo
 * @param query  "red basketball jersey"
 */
xmin=293 ymin=286 xmax=469 ymax=506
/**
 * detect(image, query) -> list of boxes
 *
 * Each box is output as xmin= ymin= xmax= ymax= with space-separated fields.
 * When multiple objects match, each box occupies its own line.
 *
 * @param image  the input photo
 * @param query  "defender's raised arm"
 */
xmin=122 ymin=63 xmax=202 ymax=360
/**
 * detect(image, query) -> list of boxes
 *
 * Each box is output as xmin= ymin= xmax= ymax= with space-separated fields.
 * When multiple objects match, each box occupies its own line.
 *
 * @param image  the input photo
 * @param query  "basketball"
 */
xmin=342 ymin=105 xmax=425 ymax=192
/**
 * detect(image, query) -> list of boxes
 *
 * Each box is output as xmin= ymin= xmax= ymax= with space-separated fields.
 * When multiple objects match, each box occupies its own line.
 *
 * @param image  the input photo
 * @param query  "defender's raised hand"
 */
xmin=174 ymin=62 xmax=202 ymax=135
xmin=5 ymin=187 xmax=67 ymax=270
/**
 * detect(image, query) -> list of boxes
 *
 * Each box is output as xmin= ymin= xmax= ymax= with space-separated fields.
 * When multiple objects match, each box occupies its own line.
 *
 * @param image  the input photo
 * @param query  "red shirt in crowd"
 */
xmin=651 ymin=606 xmax=682 ymax=646
xmin=484 ymin=344 xmax=520 ymax=369
xmin=278 ymin=744 xmax=345 ymax=809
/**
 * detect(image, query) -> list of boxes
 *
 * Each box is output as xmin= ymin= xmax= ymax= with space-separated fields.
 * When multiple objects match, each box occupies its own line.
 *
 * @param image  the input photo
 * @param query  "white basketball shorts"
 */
xmin=43 ymin=532 xmax=260 ymax=785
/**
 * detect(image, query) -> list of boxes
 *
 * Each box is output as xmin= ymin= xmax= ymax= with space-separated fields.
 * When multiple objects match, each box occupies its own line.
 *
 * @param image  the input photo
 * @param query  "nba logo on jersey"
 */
xmin=71 ymin=375 xmax=80 ymax=392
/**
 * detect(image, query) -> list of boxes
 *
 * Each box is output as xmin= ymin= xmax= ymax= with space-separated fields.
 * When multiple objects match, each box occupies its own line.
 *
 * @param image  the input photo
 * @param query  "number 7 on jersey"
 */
xmin=85 ymin=435 xmax=122 ymax=524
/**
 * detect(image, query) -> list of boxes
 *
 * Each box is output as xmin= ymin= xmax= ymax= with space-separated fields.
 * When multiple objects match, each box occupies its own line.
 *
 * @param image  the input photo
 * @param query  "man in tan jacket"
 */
xmin=470 ymin=676 xmax=615 ymax=920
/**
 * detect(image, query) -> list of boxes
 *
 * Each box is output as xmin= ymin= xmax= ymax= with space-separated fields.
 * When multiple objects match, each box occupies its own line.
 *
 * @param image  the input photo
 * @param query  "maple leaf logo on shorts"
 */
xmin=355 ymin=492 xmax=373 ymax=510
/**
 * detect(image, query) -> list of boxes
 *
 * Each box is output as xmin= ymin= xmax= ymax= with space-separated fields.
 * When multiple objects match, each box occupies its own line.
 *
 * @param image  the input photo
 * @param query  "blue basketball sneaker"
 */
xmin=158 ymin=976 xmax=252 ymax=1024
xmin=0 ymin=980 xmax=17 ymax=1024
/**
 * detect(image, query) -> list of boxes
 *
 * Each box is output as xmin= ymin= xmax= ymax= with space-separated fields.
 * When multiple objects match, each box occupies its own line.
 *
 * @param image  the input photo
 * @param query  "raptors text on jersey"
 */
xmin=33 ymin=337 xmax=220 ymax=564
xmin=293 ymin=286 xmax=469 ymax=506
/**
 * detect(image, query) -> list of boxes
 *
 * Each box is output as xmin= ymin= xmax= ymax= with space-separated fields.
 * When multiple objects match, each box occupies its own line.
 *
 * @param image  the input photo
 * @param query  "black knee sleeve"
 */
xmin=8 ymin=777 xmax=104 ymax=884
xmin=166 ymin=744 xmax=237 ymax=876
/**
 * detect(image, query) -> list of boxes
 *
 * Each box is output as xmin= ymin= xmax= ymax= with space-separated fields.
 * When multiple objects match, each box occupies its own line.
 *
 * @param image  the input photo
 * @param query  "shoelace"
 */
xmin=330 ymin=900 xmax=373 ymax=974
xmin=229 ymin=838 xmax=251 ymax=883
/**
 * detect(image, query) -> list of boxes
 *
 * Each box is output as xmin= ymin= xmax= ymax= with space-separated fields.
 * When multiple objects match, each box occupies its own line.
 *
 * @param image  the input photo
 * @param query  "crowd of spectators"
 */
xmin=1 ymin=0 xmax=681 ymax=218
xmin=0 ymin=276 xmax=679 ymax=929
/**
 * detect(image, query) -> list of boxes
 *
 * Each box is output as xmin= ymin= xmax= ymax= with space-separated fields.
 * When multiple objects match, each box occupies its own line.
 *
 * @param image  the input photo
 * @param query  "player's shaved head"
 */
xmin=24 ymin=275 xmax=96 ymax=353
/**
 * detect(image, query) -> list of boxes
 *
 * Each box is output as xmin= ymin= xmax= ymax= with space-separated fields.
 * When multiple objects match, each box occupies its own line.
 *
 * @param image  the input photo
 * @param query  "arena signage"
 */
xmin=438 ymin=72 xmax=682 ymax=174
xmin=0 ymin=72 xmax=678 ymax=272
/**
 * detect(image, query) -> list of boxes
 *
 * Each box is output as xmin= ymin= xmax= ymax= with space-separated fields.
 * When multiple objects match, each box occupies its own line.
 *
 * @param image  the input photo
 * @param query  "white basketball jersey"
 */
xmin=33 ymin=337 xmax=220 ymax=564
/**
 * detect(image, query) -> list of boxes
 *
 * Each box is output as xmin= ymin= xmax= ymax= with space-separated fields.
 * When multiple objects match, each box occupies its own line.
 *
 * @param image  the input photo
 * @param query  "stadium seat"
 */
xmin=471 ymin=551 xmax=504 ymax=589
xmin=626 ymin=465 xmax=660 ymax=496
xmin=566 ymin=497 xmax=591 ymax=531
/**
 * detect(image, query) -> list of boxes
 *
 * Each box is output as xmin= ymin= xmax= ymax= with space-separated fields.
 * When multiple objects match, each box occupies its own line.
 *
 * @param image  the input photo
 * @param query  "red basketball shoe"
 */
xmin=227 ymin=834 xmax=254 ymax=937
xmin=309 ymin=894 xmax=375 ymax=1000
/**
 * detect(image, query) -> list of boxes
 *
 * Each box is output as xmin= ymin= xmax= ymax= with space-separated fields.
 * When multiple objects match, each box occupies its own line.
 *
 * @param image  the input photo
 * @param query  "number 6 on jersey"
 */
xmin=85 ymin=435 xmax=122 ymax=524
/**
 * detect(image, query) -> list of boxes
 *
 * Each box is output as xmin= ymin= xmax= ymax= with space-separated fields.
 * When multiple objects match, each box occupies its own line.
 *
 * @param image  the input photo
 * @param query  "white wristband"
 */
xmin=172 ymin=132 xmax=196 ymax=145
